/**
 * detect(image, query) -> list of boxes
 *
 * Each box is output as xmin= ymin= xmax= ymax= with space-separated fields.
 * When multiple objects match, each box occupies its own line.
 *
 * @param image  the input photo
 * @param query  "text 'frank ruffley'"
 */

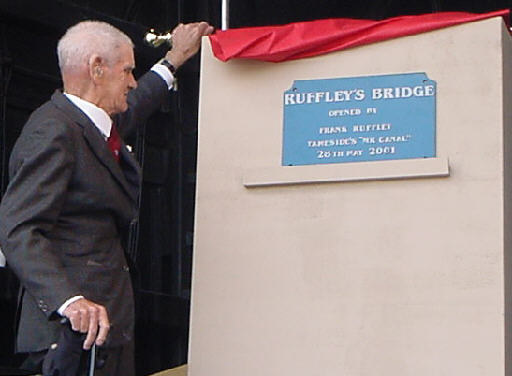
xmin=318 ymin=123 xmax=392 ymax=134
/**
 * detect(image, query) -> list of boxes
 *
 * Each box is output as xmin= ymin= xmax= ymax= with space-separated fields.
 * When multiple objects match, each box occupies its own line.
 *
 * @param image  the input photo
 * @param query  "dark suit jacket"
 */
xmin=0 ymin=71 xmax=169 ymax=352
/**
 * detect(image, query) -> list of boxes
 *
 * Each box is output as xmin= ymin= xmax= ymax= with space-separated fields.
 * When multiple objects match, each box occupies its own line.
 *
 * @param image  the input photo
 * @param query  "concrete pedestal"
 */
xmin=189 ymin=17 xmax=512 ymax=376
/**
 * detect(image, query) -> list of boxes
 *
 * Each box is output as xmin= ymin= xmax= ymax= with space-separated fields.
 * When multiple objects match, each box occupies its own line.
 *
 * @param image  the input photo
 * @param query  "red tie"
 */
xmin=107 ymin=123 xmax=121 ymax=162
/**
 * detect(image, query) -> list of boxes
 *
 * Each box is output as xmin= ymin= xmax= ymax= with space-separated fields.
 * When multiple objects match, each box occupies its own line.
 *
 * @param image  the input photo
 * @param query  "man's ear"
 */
xmin=89 ymin=55 xmax=104 ymax=82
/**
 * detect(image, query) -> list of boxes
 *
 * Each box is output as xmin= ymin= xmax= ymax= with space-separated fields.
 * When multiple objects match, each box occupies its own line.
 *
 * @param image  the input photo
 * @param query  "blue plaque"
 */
xmin=282 ymin=73 xmax=436 ymax=166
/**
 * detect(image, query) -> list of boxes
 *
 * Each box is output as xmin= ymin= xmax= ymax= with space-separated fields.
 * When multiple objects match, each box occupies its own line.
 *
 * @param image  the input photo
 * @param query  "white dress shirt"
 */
xmin=64 ymin=93 xmax=113 ymax=138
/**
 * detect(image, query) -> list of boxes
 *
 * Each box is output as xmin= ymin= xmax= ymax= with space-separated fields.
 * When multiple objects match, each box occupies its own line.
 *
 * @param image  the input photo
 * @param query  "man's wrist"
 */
xmin=165 ymin=50 xmax=187 ymax=70
xmin=57 ymin=295 xmax=84 ymax=316
xmin=160 ymin=59 xmax=177 ymax=75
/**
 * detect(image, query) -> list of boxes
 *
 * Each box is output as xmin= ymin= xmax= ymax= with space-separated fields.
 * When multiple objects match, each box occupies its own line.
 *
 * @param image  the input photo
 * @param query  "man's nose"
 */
xmin=129 ymin=74 xmax=137 ymax=89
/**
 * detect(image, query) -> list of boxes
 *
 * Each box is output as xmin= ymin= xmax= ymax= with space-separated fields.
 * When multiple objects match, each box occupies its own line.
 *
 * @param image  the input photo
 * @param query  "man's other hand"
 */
xmin=166 ymin=22 xmax=214 ymax=69
xmin=62 ymin=298 xmax=110 ymax=350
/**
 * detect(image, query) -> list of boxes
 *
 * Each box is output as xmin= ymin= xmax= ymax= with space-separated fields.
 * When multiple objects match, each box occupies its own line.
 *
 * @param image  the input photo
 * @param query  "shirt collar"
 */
xmin=63 ymin=93 xmax=112 ymax=139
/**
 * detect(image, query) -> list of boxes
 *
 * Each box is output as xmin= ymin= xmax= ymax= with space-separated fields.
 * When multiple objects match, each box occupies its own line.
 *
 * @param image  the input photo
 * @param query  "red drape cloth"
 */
xmin=209 ymin=9 xmax=509 ymax=63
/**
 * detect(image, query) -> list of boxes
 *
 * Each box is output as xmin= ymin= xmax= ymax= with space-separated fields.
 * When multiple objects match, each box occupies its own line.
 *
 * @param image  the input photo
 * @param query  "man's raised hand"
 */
xmin=165 ymin=22 xmax=214 ymax=69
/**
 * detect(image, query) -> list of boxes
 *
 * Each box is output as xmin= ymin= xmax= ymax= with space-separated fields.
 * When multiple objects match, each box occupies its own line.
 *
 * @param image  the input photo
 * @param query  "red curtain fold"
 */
xmin=209 ymin=9 xmax=510 ymax=63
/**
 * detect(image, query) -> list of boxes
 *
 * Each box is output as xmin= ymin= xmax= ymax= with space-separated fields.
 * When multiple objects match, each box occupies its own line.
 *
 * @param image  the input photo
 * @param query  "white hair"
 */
xmin=57 ymin=20 xmax=133 ymax=74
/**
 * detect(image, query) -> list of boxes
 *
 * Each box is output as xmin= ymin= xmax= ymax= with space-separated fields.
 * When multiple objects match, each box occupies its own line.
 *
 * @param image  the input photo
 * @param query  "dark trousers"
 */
xmin=21 ymin=341 xmax=134 ymax=376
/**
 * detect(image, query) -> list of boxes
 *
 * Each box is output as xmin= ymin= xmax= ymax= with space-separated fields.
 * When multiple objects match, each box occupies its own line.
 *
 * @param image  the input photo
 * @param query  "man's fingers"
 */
xmin=79 ymin=307 xmax=90 ymax=333
xmin=173 ymin=21 xmax=212 ymax=44
xmin=197 ymin=22 xmax=214 ymax=36
xmin=63 ymin=298 xmax=110 ymax=349
xmin=95 ymin=306 xmax=110 ymax=346
xmin=69 ymin=313 xmax=81 ymax=332
xmin=83 ymin=307 xmax=99 ymax=350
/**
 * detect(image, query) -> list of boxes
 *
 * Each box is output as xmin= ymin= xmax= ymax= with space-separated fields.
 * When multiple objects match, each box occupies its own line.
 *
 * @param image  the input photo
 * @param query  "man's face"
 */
xmin=97 ymin=43 xmax=137 ymax=115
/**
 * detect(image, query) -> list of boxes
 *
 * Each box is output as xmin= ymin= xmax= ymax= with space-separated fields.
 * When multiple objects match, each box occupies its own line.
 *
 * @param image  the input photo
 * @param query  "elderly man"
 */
xmin=0 ymin=20 xmax=213 ymax=375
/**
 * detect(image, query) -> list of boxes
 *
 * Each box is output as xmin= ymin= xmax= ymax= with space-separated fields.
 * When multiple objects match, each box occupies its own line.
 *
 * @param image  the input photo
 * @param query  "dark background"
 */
xmin=0 ymin=0 xmax=510 ymax=374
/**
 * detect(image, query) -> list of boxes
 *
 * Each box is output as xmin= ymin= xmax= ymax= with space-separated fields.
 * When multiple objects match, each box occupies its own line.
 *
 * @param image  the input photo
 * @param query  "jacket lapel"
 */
xmin=51 ymin=91 xmax=140 ymax=203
